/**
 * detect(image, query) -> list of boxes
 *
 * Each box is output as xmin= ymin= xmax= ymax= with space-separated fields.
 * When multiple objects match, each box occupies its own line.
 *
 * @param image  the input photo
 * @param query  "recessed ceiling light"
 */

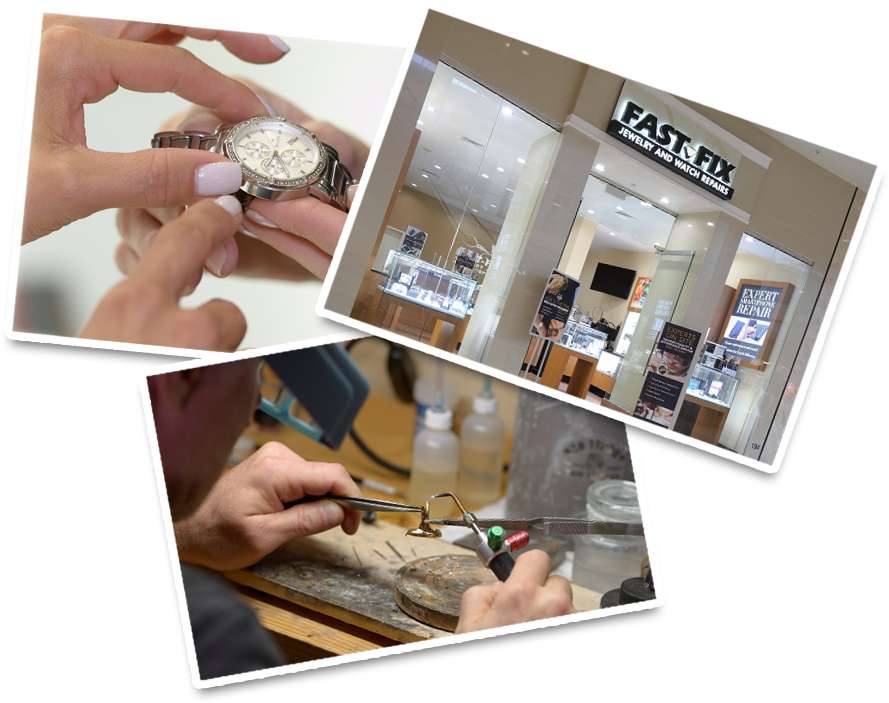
xmin=688 ymin=224 xmax=692 ymax=228
xmin=610 ymin=232 xmax=616 ymax=236
xmin=502 ymin=107 xmax=513 ymax=116
xmin=595 ymin=164 xmax=605 ymax=172
xmin=496 ymin=167 xmax=504 ymax=172
xmin=411 ymin=183 xmax=417 ymax=187
xmin=659 ymin=197 xmax=670 ymax=204
xmin=434 ymin=165 xmax=441 ymax=169
xmin=641 ymin=201 xmax=651 ymax=207
xmin=422 ymin=174 xmax=428 ymax=178
xmin=745 ymin=235 xmax=754 ymax=242
xmin=417 ymin=120 xmax=424 ymax=126
xmin=521 ymin=50 xmax=530 ymax=56
xmin=472 ymin=208 xmax=478 ymax=212
xmin=426 ymin=106 xmax=436 ymax=112
xmin=586 ymin=209 xmax=594 ymax=214
xmin=616 ymin=206 xmax=624 ymax=211
xmin=517 ymin=158 xmax=525 ymax=164
xmin=707 ymin=221 xmax=714 ymax=227
xmin=481 ymin=174 xmax=489 ymax=179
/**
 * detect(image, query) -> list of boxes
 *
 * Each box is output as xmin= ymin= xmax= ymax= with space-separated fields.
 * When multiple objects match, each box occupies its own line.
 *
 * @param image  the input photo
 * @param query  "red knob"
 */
xmin=504 ymin=531 xmax=530 ymax=552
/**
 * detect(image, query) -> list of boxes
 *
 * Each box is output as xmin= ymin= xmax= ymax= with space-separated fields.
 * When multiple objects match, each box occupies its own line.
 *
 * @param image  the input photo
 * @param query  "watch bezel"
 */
xmin=220 ymin=116 xmax=328 ymax=201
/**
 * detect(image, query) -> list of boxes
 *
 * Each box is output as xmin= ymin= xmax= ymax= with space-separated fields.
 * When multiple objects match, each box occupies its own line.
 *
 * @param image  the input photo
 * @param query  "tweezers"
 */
xmin=283 ymin=494 xmax=424 ymax=514
xmin=425 ymin=516 xmax=645 ymax=536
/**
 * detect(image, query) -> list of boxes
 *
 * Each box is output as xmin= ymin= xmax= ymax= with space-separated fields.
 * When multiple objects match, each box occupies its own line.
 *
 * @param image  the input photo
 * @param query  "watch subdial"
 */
xmin=281 ymin=150 xmax=309 ymax=168
xmin=261 ymin=154 xmax=290 ymax=178
xmin=243 ymin=141 xmax=271 ymax=159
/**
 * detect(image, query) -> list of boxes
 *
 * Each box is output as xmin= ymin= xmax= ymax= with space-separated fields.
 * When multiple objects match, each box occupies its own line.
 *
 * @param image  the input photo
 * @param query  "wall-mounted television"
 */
xmin=590 ymin=263 xmax=637 ymax=299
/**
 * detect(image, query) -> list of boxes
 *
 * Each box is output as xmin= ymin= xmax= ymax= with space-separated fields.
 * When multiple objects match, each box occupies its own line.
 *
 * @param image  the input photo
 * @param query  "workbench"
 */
xmin=207 ymin=392 xmax=602 ymax=665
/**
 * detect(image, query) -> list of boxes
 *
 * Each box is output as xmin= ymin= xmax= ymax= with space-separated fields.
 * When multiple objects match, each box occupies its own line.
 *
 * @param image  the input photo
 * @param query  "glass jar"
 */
xmin=571 ymin=480 xmax=648 ymax=594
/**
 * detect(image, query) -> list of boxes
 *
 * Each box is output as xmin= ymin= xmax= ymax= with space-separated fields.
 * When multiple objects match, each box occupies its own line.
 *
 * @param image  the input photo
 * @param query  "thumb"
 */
xmin=275 ymin=500 xmax=347 ymax=539
xmin=455 ymin=583 xmax=503 ymax=634
xmin=80 ymin=148 xmax=244 ymax=214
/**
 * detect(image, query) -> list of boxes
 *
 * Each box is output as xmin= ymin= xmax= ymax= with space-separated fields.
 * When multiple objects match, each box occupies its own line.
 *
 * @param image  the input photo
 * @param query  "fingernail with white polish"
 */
xmin=347 ymin=183 xmax=359 ymax=207
xmin=207 ymin=245 xmax=228 ymax=277
xmin=266 ymin=35 xmax=290 ymax=53
xmin=214 ymin=194 xmax=242 ymax=217
xmin=256 ymin=94 xmax=278 ymax=118
xmin=246 ymin=210 xmax=277 ymax=227
xmin=196 ymin=162 xmax=243 ymax=196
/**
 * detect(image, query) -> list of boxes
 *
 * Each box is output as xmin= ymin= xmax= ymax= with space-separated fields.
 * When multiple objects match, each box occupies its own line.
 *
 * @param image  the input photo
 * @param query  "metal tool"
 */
xmin=424 ymin=516 xmax=645 ymax=537
xmin=404 ymin=492 xmax=524 ymax=582
xmin=283 ymin=494 xmax=424 ymax=514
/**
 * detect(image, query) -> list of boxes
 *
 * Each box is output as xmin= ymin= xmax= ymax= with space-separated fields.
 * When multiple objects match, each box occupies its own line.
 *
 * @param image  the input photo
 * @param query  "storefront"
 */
xmin=325 ymin=12 xmax=875 ymax=466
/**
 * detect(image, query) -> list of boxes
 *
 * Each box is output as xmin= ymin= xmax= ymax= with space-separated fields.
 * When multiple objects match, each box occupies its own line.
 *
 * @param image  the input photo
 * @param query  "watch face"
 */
xmin=223 ymin=117 xmax=325 ymax=189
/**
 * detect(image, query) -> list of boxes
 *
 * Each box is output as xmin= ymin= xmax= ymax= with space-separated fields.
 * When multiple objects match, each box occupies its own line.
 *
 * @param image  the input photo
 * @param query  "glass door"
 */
xmin=607 ymin=250 xmax=695 ymax=412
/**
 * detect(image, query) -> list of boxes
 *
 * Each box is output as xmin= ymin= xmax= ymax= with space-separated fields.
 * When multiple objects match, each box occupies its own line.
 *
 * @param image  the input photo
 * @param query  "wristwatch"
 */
xmin=152 ymin=116 xmax=355 ymax=212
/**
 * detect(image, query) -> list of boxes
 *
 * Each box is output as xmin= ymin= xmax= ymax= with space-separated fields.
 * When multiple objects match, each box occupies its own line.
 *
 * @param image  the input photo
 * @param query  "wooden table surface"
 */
xmin=225 ymin=392 xmax=598 ymax=665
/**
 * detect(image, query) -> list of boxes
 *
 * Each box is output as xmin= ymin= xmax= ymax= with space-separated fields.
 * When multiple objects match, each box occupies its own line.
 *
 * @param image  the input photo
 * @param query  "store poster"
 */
xmin=401 ymin=225 xmax=428 ymax=257
xmin=530 ymin=269 xmax=582 ymax=340
xmin=634 ymin=323 xmax=701 ymax=428
xmin=720 ymin=279 xmax=793 ymax=369
xmin=628 ymin=277 xmax=653 ymax=312
xmin=453 ymin=247 xmax=478 ymax=277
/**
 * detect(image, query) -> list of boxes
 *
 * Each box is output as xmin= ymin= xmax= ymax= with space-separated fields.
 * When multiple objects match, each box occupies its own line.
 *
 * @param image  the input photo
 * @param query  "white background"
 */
xmin=0 ymin=3 xmax=889 ymax=703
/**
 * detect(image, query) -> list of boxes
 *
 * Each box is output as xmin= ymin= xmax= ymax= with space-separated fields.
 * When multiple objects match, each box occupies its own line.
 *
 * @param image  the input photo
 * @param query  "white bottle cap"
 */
xmin=424 ymin=406 xmax=453 ymax=430
xmin=472 ymin=393 xmax=498 ymax=415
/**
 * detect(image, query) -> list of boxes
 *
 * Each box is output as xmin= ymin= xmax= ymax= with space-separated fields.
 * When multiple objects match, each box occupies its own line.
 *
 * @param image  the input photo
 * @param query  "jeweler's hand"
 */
xmin=452 ymin=549 xmax=618 ymax=681
xmin=78 ymin=196 xmax=247 ymax=351
xmin=22 ymin=20 xmax=281 ymax=244
xmin=115 ymin=79 xmax=369 ymax=283
xmin=174 ymin=441 xmax=363 ymax=571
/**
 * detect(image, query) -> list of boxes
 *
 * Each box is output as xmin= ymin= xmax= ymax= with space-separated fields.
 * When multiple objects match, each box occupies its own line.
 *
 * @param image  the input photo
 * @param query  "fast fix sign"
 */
xmin=607 ymin=82 xmax=742 ymax=201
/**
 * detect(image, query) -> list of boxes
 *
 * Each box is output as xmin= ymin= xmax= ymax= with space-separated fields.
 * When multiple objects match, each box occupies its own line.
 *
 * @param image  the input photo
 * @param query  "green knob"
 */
xmin=487 ymin=525 xmax=504 ymax=550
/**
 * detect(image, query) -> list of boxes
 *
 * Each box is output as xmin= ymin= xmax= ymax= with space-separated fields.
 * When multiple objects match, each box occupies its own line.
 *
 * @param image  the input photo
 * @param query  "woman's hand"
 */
xmin=115 ymin=79 xmax=368 ymax=285
xmin=23 ymin=19 xmax=284 ymax=243
xmin=79 ymin=196 xmax=248 ymax=351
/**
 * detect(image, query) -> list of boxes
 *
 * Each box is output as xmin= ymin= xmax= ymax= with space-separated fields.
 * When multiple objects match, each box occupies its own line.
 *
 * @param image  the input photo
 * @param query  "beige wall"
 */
xmin=573 ymin=242 xmax=656 ymax=325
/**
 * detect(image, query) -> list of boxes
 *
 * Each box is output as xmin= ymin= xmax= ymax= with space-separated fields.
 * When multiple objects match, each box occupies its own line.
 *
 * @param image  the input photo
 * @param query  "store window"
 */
xmin=676 ymin=235 xmax=812 ymax=452
xmin=375 ymin=62 xmax=558 ymax=346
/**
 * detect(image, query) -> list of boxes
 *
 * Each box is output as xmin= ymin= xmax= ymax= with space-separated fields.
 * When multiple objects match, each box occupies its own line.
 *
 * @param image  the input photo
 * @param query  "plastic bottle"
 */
xmin=409 ymin=393 xmax=460 ymax=517
xmin=457 ymin=378 xmax=505 ymax=506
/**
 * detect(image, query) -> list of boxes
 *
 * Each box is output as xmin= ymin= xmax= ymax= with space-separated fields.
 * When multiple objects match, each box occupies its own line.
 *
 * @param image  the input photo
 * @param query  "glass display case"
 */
xmin=379 ymin=252 xmax=477 ymax=319
xmin=685 ymin=364 xmax=741 ymax=409
xmin=559 ymin=321 xmax=609 ymax=358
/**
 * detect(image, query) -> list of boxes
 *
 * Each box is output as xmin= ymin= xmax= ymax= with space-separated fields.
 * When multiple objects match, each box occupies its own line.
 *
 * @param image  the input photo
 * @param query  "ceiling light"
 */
xmin=517 ymin=158 xmax=525 ymax=164
xmin=417 ymin=120 xmax=424 ymax=126
xmin=707 ymin=222 xmax=714 ymax=227
xmin=481 ymin=174 xmax=489 ymax=179
xmin=472 ymin=208 xmax=478 ymax=212
xmin=422 ymin=174 xmax=428 ymax=178
xmin=411 ymin=183 xmax=417 ymax=187
xmin=521 ymin=50 xmax=529 ymax=55
xmin=616 ymin=206 xmax=624 ymax=211
xmin=641 ymin=201 xmax=651 ymax=207
xmin=586 ymin=209 xmax=594 ymax=214
xmin=610 ymin=232 xmax=616 ymax=236
xmin=426 ymin=106 xmax=436 ymax=112
xmin=496 ymin=167 xmax=504 ymax=172
xmin=745 ymin=235 xmax=754 ymax=242
xmin=659 ymin=197 xmax=670 ymax=204
xmin=434 ymin=165 xmax=441 ymax=169
xmin=595 ymin=164 xmax=605 ymax=172
xmin=502 ymin=107 xmax=513 ymax=116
